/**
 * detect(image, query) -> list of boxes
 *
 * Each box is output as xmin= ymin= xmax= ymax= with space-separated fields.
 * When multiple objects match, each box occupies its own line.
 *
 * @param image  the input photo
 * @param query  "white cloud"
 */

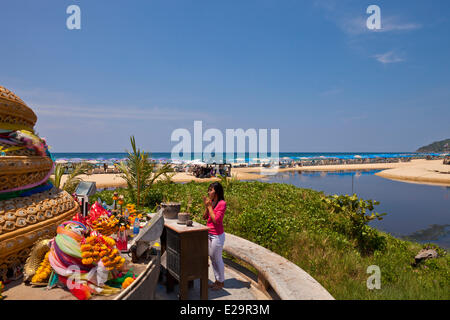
xmin=373 ymin=51 xmax=405 ymax=64
xmin=313 ymin=1 xmax=422 ymax=35
xmin=380 ymin=16 xmax=422 ymax=32
xmin=33 ymin=104 xmax=211 ymax=122
xmin=6 ymin=85 xmax=214 ymax=123
xmin=337 ymin=16 xmax=421 ymax=36
xmin=321 ymin=88 xmax=342 ymax=96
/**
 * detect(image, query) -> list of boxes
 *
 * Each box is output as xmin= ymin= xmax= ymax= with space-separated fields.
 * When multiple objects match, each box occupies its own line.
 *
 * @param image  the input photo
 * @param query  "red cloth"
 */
xmin=206 ymin=200 xmax=226 ymax=235
xmin=58 ymin=276 xmax=92 ymax=300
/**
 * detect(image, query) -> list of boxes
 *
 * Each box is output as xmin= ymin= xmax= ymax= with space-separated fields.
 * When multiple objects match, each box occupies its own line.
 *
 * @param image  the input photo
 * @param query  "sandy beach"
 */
xmin=57 ymin=159 xmax=450 ymax=189
xmin=57 ymin=169 xmax=265 ymax=189
xmin=374 ymin=160 xmax=450 ymax=186
xmin=236 ymin=159 xmax=450 ymax=187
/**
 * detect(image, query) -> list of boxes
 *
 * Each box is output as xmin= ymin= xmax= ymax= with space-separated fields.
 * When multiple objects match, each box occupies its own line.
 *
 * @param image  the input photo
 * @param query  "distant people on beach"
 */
xmin=191 ymin=164 xmax=231 ymax=178
xmin=58 ymin=154 xmax=446 ymax=176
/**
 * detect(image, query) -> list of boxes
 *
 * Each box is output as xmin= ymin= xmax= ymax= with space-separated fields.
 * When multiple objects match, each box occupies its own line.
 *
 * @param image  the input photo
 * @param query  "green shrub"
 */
xmin=143 ymin=188 xmax=164 ymax=210
xmin=322 ymin=194 xmax=387 ymax=254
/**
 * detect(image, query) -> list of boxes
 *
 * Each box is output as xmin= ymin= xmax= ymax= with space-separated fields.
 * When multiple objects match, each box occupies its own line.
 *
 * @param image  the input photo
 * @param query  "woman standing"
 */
xmin=203 ymin=182 xmax=226 ymax=290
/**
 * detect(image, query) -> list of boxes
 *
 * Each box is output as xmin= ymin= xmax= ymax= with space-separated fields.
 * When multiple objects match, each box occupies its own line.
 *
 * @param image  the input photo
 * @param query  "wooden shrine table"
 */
xmin=160 ymin=217 xmax=210 ymax=300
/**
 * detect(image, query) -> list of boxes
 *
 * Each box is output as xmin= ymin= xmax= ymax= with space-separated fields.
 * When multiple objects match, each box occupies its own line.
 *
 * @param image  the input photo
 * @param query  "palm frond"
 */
xmin=117 ymin=136 xmax=175 ymax=207
xmin=51 ymin=163 xmax=66 ymax=188
xmin=63 ymin=163 xmax=90 ymax=194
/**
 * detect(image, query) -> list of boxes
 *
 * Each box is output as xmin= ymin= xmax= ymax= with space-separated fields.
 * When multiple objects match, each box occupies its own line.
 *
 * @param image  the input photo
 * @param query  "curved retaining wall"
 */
xmin=223 ymin=233 xmax=334 ymax=300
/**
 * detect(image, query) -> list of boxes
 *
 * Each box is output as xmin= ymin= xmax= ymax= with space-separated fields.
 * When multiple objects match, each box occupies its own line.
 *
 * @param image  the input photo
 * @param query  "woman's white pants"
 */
xmin=208 ymin=233 xmax=225 ymax=283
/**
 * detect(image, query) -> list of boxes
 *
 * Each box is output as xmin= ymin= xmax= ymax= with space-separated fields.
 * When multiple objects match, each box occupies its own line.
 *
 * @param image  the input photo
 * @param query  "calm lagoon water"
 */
xmin=256 ymin=170 xmax=450 ymax=249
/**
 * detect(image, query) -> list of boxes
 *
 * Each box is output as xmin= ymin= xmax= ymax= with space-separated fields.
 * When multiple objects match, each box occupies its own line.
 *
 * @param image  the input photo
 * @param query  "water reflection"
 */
xmin=402 ymin=224 xmax=450 ymax=244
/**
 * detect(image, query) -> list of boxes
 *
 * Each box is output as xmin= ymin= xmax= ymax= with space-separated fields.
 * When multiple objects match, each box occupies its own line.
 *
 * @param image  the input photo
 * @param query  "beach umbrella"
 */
xmin=354 ymin=155 xmax=362 ymax=159
xmin=189 ymin=159 xmax=207 ymax=166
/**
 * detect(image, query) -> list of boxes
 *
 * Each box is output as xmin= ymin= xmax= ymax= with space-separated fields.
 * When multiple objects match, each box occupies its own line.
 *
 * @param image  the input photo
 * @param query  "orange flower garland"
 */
xmin=80 ymin=235 xmax=125 ymax=271
xmin=91 ymin=216 xmax=119 ymax=236
xmin=122 ymin=277 xmax=134 ymax=289
xmin=31 ymin=251 xmax=52 ymax=283
xmin=126 ymin=203 xmax=143 ymax=225
xmin=118 ymin=195 xmax=124 ymax=206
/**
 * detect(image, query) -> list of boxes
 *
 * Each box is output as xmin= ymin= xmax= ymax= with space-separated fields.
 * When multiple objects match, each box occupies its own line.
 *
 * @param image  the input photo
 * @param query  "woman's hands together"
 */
xmin=203 ymin=196 xmax=212 ymax=208
xmin=202 ymin=196 xmax=212 ymax=220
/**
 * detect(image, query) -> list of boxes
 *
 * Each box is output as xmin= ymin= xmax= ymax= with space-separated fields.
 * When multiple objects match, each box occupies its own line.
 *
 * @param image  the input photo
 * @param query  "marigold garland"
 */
xmin=91 ymin=216 xmax=119 ymax=236
xmin=31 ymin=251 xmax=52 ymax=283
xmin=122 ymin=277 xmax=134 ymax=289
xmin=80 ymin=235 xmax=125 ymax=271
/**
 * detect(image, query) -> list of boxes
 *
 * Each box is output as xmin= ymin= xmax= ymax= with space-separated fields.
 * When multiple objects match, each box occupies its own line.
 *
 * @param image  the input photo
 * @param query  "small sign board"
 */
xmin=75 ymin=181 xmax=97 ymax=197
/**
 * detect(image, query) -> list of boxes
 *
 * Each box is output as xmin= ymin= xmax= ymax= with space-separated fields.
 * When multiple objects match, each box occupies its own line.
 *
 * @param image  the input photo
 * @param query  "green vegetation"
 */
xmin=323 ymin=194 xmax=387 ymax=255
xmin=92 ymin=181 xmax=449 ymax=300
xmin=116 ymin=136 xmax=173 ymax=207
xmin=416 ymin=138 xmax=450 ymax=153
xmin=49 ymin=162 xmax=91 ymax=194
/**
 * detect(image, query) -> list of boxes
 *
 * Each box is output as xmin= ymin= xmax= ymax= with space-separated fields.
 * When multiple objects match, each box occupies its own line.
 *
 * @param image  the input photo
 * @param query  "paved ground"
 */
xmin=155 ymin=258 xmax=269 ymax=300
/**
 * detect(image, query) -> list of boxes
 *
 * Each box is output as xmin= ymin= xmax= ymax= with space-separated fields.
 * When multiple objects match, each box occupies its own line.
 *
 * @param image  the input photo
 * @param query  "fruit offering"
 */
xmin=81 ymin=235 xmax=125 ymax=271
xmin=31 ymin=251 xmax=52 ymax=284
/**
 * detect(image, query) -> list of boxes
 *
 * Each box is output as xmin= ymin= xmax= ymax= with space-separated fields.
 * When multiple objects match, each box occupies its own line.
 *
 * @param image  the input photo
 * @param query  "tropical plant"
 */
xmin=117 ymin=136 xmax=173 ymax=207
xmin=322 ymin=194 xmax=387 ymax=254
xmin=50 ymin=163 xmax=65 ymax=189
xmin=49 ymin=163 xmax=91 ymax=194
xmin=218 ymin=173 xmax=239 ymax=190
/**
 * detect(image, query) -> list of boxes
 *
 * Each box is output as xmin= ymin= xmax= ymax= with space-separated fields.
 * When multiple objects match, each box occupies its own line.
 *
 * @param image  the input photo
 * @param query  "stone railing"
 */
xmin=223 ymin=233 xmax=334 ymax=300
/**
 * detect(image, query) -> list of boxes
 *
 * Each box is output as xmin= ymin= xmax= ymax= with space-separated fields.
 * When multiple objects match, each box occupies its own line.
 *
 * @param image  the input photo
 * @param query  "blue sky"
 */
xmin=1 ymin=0 xmax=449 ymax=152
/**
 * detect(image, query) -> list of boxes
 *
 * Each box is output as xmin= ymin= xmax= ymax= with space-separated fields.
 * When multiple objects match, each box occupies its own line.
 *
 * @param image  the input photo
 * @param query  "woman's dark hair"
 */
xmin=208 ymin=182 xmax=225 ymax=205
